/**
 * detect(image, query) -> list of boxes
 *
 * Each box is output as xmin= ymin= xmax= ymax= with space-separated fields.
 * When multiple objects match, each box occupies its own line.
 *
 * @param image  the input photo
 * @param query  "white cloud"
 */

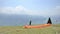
xmin=0 ymin=5 xmax=27 ymax=14
xmin=0 ymin=5 xmax=60 ymax=16
xmin=0 ymin=5 xmax=46 ymax=15
xmin=50 ymin=6 xmax=60 ymax=15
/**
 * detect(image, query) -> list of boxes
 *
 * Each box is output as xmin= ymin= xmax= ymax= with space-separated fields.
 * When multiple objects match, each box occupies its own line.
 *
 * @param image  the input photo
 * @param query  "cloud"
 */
xmin=0 ymin=5 xmax=60 ymax=16
xmin=50 ymin=6 xmax=60 ymax=15
xmin=0 ymin=6 xmax=37 ymax=15
xmin=0 ymin=5 xmax=46 ymax=15
xmin=0 ymin=5 xmax=26 ymax=14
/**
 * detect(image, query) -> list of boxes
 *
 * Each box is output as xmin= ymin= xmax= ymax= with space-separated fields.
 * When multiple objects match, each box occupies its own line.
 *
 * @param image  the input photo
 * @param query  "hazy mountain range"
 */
xmin=0 ymin=14 xmax=60 ymax=26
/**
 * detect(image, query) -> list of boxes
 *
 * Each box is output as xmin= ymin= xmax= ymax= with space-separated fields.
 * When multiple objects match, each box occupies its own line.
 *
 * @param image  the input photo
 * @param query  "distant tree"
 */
xmin=29 ymin=20 xmax=32 ymax=25
xmin=47 ymin=17 xmax=52 ymax=24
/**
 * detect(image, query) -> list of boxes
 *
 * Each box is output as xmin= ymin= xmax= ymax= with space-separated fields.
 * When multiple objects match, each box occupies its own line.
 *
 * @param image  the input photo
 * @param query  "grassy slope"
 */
xmin=0 ymin=24 xmax=60 ymax=34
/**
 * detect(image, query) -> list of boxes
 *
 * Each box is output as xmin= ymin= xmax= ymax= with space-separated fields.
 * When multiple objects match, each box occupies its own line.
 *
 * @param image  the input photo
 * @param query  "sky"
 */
xmin=0 ymin=0 xmax=60 ymax=16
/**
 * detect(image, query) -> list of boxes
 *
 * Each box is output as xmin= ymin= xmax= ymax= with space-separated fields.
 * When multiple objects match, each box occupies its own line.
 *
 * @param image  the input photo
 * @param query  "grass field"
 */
xmin=0 ymin=24 xmax=60 ymax=34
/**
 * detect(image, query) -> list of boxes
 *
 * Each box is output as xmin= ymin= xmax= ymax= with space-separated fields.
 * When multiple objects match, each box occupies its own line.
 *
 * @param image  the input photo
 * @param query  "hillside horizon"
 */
xmin=0 ymin=14 xmax=60 ymax=26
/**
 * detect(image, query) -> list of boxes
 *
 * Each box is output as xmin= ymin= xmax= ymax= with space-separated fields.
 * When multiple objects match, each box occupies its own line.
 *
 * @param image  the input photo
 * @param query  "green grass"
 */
xmin=0 ymin=24 xmax=60 ymax=34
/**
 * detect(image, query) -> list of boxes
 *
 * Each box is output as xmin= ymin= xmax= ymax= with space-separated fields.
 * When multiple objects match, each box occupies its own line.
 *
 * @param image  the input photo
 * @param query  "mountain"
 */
xmin=0 ymin=14 xmax=60 ymax=26
xmin=51 ymin=16 xmax=60 ymax=24
xmin=0 ymin=14 xmax=47 ymax=26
